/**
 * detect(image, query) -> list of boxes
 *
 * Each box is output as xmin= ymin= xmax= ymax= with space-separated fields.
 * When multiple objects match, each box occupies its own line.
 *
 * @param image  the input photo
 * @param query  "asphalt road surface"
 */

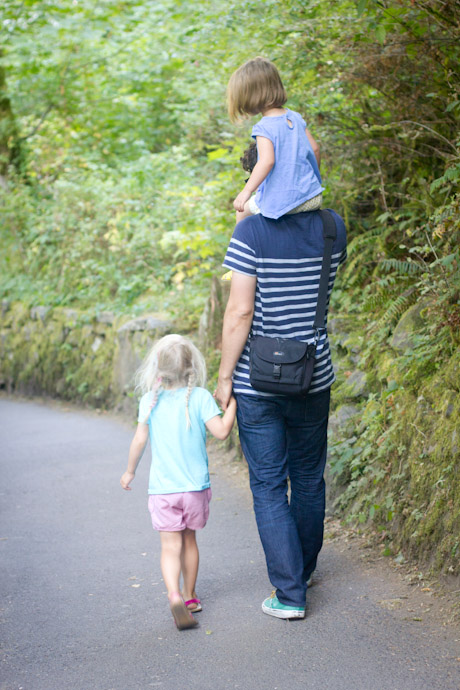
xmin=1 ymin=398 xmax=459 ymax=690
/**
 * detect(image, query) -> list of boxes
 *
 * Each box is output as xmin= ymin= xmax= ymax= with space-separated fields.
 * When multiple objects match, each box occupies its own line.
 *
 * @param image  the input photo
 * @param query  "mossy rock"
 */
xmin=390 ymin=301 xmax=429 ymax=353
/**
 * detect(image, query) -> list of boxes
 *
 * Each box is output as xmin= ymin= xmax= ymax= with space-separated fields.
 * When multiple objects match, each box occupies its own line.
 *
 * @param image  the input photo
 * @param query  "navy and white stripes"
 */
xmin=223 ymin=211 xmax=347 ymax=396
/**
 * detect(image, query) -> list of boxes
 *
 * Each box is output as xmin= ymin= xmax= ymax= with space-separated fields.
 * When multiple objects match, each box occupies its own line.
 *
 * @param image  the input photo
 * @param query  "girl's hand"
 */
xmin=233 ymin=189 xmax=251 ymax=212
xmin=120 ymin=471 xmax=135 ymax=491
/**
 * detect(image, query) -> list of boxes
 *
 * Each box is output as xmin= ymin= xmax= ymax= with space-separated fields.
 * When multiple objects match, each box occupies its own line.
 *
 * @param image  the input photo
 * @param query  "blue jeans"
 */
xmin=235 ymin=389 xmax=330 ymax=607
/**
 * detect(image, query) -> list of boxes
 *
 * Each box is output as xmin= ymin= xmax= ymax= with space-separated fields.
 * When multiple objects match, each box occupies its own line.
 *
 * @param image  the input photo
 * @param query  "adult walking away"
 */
xmin=215 ymin=210 xmax=346 ymax=619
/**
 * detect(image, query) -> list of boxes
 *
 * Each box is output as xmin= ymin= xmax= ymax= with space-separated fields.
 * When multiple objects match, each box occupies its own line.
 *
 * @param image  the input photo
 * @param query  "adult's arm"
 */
xmin=216 ymin=272 xmax=256 ymax=410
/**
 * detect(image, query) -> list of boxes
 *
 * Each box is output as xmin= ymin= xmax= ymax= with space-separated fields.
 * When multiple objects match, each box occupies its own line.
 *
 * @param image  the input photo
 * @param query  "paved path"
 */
xmin=1 ymin=398 xmax=459 ymax=690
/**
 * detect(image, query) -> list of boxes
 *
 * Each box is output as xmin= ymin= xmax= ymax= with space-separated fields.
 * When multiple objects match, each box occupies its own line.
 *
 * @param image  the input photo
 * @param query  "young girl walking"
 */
xmin=227 ymin=56 xmax=324 ymax=222
xmin=120 ymin=334 xmax=236 ymax=630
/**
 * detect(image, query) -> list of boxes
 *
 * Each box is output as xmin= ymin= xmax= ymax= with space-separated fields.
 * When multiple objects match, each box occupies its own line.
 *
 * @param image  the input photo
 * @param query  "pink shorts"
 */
xmin=148 ymin=488 xmax=212 ymax=532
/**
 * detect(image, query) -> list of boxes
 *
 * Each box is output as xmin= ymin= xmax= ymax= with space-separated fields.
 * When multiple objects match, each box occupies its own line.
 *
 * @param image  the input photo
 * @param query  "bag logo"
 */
xmin=273 ymin=350 xmax=284 ymax=356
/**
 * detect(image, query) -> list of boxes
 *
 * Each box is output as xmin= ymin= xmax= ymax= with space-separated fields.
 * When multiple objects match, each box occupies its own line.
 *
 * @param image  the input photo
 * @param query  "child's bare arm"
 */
xmin=233 ymin=136 xmax=274 ymax=211
xmin=205 ymin=396 xmax=237 ymax=441
xmin=306 ymin=129 xmax=321 ymax=169
xmin=120 ymin=423 xmax=149 ymax=490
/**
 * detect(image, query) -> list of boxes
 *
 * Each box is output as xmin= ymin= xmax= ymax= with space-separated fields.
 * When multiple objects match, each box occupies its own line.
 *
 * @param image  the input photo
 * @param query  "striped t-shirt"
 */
xmin=222 ymin=210 xmax=347 ymax=396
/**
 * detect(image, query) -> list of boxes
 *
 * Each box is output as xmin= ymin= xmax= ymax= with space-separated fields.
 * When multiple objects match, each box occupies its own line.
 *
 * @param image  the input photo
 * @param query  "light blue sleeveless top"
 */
xmin=251 ymin=109 xmax=324 ymax=219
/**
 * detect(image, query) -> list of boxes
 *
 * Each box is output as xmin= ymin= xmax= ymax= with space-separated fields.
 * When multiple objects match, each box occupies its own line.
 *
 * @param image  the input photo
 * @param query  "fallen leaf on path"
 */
xmin=379 ymin=598 xmax=404 ymax=610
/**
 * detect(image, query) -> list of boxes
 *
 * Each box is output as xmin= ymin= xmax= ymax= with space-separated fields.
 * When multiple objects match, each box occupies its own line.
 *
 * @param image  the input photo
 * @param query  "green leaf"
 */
xmin=357 ymin=0 xmax=368 ymax=17
xmin=207 ymin=148 xmax=230 ymax=161
xmin=445 ymin=100 xmax=460 ymax=113
xmin=375 ymin=25 xmax=386 ymax=44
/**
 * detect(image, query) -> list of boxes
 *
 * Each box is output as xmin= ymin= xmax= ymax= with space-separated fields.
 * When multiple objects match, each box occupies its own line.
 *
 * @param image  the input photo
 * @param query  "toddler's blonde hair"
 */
xmin=136 ymin=334 xmax=207 ymax=428
xmin=227 ymin=57 xmax=287 ymax=123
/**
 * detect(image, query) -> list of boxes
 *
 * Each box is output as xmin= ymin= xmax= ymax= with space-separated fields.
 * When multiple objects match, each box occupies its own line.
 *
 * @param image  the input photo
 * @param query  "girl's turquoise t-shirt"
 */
xmin=138 ymin=387 xmax=221 ymax=495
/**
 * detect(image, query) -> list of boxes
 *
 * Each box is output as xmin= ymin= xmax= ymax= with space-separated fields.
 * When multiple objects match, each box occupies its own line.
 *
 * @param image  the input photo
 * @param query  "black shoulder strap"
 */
xmin=313 ymin=210 xmax=337 ymax=331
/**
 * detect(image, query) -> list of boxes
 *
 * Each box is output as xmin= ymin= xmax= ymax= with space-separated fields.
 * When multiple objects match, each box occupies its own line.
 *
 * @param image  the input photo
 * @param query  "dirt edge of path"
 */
xmin=207 ymin=438 xmax=460 ymax=631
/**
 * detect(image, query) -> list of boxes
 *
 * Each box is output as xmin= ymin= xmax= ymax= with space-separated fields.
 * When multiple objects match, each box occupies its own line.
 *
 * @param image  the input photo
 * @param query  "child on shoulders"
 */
xmin=227 ymin=56 xmax=324 ymax=223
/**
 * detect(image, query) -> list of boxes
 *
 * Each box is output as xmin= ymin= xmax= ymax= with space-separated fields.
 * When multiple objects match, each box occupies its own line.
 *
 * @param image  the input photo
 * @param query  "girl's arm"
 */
xmin=205 ymin=396 xmax=237 ymax=440
xmin=233 ymin=136 xmax=274 ymax=211
xmin=120 ymin=423 xmax=149 ymax=490
xmin=306 ymin=129 xmax=321 ymax=169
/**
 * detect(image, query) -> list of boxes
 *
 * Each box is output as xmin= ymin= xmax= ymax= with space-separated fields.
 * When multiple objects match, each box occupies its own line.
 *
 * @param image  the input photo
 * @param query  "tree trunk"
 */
xmin=0 ymin=54 xmax=21 ymax=184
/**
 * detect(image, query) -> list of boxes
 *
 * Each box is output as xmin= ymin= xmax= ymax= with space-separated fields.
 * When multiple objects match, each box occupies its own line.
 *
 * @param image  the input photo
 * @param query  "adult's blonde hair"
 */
xmin=136 ymin=334 xmax=207 ymax=428
xmin=227 ymin=57 xmax=287 ymax=123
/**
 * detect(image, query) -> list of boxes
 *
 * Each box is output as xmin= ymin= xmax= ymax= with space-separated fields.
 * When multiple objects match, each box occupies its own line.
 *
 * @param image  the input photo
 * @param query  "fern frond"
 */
xmin=363 ymin=288 xmax=394 ymax=312
xmin=379 ymin=288 xmax=417 ymax=325
xmin=343 ymin=254 xmax=374 ymax=286
xmin=381 ymin=258 xmax=425 ymax=275
xmin=347 ymin=228 xmax=382 ymax=256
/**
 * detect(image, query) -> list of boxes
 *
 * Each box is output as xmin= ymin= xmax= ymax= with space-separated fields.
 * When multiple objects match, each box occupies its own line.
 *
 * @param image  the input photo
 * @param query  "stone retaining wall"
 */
xmin=0 ymin=301 xmax=172 ymax=415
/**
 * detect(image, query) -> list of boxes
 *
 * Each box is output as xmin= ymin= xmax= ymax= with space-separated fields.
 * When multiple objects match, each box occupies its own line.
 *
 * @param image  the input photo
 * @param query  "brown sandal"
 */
xmin=169 ymin=594 xmax=198 ymax=630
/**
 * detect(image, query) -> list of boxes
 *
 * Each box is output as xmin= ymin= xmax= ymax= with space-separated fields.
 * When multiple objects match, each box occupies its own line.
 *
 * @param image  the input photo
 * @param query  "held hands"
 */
xmin=214 ymin=376 xmax=233 ymax=411
xmin=120 ymin=471 xmax=135 ymax=491
xmin=227 ymin=395 xmax=237 ymax=413
xmin=233 ymin=188 xmax=251 ymax=212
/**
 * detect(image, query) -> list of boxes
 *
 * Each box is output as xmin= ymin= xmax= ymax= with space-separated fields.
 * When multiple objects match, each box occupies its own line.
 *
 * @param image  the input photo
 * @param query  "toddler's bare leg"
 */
xmin=181 ymin=528 xmax=199 ymax=602
xmin=159 ymin=531 xmax=183 ymax=596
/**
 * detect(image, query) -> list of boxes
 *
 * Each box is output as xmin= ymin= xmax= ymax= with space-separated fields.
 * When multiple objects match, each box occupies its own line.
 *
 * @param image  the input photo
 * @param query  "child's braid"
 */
xmin=142 ymin=377 xmax=163 ymax=424
xmin=184 ymin=372 xmax=195 ymax=430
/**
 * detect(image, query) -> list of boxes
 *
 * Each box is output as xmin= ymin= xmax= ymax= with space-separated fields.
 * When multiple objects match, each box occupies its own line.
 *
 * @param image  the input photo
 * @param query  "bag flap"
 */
xmin=251 ymin=336 xmax=309 ymax=364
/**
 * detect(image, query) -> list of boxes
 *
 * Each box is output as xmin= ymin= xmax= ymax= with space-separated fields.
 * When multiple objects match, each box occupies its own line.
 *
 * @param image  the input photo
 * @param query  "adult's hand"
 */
xmin=215 ymin=376 xmax=233 ymax=411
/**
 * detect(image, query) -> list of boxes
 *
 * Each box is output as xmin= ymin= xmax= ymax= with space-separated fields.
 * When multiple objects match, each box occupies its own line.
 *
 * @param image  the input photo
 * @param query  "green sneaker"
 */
xmin=262 ymin=592 xmax=305 ymax=619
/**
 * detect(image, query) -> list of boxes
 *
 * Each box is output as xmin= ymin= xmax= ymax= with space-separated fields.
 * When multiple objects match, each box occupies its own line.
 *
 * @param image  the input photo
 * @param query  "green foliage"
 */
xmin=329 ymin=354 xmax=460 ymax=573
xmin=0 ymin=0 xmax=293 ymax=323
xmin=2 ymin=0 xmax=458 ymax=325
